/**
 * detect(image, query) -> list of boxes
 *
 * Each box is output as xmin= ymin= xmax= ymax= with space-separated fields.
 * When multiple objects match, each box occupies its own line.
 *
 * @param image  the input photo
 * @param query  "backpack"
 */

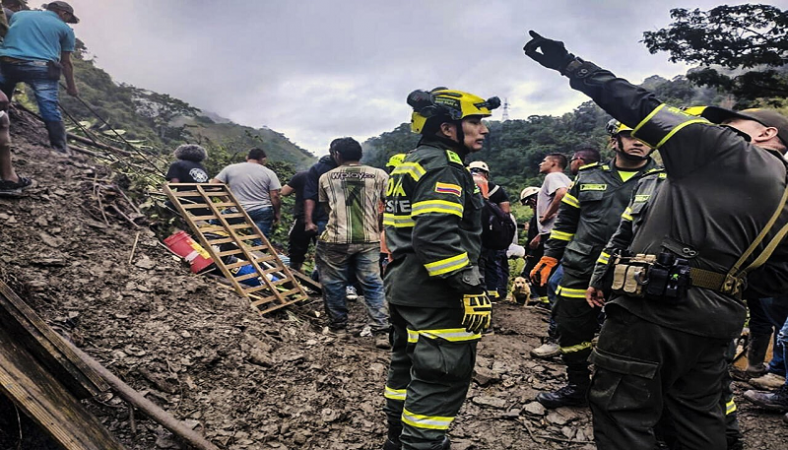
xmin=480 ymin=184 xmax=516 ymax=250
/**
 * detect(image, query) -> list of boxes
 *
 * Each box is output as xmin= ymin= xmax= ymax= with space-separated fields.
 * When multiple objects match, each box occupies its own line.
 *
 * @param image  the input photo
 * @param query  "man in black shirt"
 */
xmin=165 ymin=144 xmax=209 ymax=184
xmin=281 ymin=171 xmax=313 ymax=272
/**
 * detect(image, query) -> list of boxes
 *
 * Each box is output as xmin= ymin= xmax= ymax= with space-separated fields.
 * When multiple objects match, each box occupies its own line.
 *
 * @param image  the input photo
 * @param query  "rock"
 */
xmin=39 ymin=232 xmax=63 ymax=248
xmin=561 ymin=426 xmax=575 ymax=439
xmin=134 ymin=257 xmax=157 ymax=270
xmin=474 ymin=366 xmax=501 ymax=386
xmin=293 ymin=431 xmax=307 ymax=445
xmin=500 ymin=408 xmax=521 ymax=419
xmin=524 ymin=401 xmax=546 ymax=416
xmin=546 ymin=410 xmax=569 ymax=425
xmin=35 ymin=216 xmax=48 ymax=227
xmin=0 ymin=213 xmax=9 ymax=220
xmin=471 ymin=395 xmax=507 ymax=409
xmin=554 ymin=406 xmax=581 ymax=423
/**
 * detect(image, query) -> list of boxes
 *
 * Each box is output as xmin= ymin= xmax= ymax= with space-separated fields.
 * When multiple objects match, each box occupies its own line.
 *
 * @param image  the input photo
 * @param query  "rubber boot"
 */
xmin=746 ymin=333 xmax=772 ymax=377
xmin=44 ymin=120 xmax=71 ymax=156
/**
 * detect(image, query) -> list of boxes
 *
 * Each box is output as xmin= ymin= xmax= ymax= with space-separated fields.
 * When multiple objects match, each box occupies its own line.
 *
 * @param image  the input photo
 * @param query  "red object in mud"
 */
xmin=164 ymin=231 xmax=214 ymax=273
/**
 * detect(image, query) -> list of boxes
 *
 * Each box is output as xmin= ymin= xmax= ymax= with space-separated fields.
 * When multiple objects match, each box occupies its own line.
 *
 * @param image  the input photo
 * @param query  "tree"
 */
xmin=642 ymin=4 xmax=788 ymax=104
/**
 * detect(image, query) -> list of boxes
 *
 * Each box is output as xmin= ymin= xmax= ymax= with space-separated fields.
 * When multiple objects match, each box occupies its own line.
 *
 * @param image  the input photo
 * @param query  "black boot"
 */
xmin=745 ymin=333 xmax=771 ymax=377
xmin=44 ymin=120 xmax=71 ymax=155
xmin=536 ymin=383 xmax=588 ymax=409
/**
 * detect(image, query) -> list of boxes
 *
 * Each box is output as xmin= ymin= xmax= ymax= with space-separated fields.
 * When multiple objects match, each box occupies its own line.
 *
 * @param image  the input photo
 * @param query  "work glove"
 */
xmin=462 ymin=293 xmax=492 ymax=333
xmin=523 ymin=30 xmax=576 ymax=73
xmin=529 ymin=256 xmax=559 ymax=287
xmin=447 ymin=266 xmax=485 ymax=295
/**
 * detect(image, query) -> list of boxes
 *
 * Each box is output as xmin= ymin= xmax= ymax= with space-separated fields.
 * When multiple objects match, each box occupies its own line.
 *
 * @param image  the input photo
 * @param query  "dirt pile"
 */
xmin=1 ymin=109 xmax=787 ymax=449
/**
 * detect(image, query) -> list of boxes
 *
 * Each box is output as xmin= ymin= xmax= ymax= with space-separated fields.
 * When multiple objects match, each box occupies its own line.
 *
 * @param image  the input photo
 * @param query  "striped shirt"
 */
xmin=318 ymin=164 xmax=388 ymax=244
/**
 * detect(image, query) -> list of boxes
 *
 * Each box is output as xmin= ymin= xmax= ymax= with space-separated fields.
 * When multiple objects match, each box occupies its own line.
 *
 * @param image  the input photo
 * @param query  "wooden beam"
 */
xmin=0 ymin=281 xmax=108 ymax=399
xmin=0 ymin=327 xmax=125 ymax=450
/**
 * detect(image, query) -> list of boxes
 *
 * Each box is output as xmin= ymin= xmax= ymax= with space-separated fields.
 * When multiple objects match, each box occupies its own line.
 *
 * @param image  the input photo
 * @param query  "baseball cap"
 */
xmin=45 ymin=1 xmax=78 ymax=24
xmin=702 ymin=106 xmax=788 ymax=148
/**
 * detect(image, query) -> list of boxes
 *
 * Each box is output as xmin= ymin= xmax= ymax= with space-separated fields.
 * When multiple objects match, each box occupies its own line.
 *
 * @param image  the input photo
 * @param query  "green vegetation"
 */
xmin=642 ymin=4 xmax=788 ymax=105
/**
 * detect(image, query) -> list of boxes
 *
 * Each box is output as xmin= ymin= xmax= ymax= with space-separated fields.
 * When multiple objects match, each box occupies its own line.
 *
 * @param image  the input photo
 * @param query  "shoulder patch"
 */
xmin=446 ymin=150 xmax=463 ymax=165
xmin=579 ymin=162 xmax=599 ymax=171
xmin=579 ymin=183 xmax=607 ymax=191
xmin=435 ymin=182 xmax=462 ymax=197
xmin=658 ymin=172 xmax=667 ymax=179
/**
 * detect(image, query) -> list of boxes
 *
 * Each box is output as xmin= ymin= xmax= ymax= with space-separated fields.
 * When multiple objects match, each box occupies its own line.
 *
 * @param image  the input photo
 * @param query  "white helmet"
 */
xmin=520 ymin=186 xmax=539 ymax=204
xmin=468 ymin=160 xmax=489 ymax=172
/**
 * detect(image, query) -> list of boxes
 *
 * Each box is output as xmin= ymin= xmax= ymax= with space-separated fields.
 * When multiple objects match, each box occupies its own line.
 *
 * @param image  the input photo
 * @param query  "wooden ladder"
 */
xmin=163 ymin=183 xmax=309 ymax=315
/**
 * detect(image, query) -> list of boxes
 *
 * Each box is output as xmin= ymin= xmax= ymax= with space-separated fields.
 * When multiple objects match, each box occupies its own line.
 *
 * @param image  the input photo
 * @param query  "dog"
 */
xmin=507 ymin=276 xmax=532 ymax=305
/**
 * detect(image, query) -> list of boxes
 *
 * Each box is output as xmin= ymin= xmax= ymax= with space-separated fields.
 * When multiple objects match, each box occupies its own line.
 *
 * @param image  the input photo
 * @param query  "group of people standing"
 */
xmin=158 ymin=30 xmax=788 ymax=450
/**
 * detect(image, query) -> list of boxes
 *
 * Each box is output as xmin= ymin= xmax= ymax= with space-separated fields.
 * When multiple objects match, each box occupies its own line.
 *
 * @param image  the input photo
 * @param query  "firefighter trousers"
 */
xmin=383 ymin=304 xmax=480 ymax=450
xmin=555 ymin=272 xmax=600 ymax=386
xmin=588 ymin=304 xmax=729 ymax=450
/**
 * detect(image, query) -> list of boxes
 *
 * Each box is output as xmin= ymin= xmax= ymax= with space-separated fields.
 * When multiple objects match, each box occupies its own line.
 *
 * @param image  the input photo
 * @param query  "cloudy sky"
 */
xmin=67 ymin=0 xmax=749 ymax=155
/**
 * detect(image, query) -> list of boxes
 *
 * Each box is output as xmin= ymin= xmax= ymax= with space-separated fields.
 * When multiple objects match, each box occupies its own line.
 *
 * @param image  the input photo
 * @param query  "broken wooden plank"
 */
xmin=0 ymin=327 xmax=125 ymax=450
xmin=0 ymin=280 xmax=108 ymax=398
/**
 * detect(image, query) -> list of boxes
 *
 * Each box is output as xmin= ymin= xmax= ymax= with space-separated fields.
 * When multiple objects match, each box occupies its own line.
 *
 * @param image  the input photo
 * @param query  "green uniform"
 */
xmin=543 ymin=158 xmax=659 ymax=389
xmin=589 ymin=170 xmax=742 ymax=449
xmin=560 ymin=59 xmax=788 ymax=450
xmin=382 ymin=136 xmax=484 ymax=449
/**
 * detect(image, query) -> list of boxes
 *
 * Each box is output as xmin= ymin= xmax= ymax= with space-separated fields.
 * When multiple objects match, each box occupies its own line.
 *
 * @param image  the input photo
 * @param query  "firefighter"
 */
xmin=529 ymin=120 xmax=658 ymax=409
xmin=525 ymin=30 xmax=788 ymax=450
xmin=382 ymin=87 xmax=499 ymax=450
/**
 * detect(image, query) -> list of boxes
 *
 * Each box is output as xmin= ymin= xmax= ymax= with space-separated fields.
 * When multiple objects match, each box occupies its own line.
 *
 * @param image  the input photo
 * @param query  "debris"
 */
xmin=523 ymin=401 xmax=546 ymax=416
xmin=471 ymin=395 xmax=507 ymax=409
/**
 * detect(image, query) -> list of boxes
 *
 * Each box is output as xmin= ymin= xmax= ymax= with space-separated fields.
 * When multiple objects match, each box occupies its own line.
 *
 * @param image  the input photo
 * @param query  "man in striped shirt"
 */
xmin=316 ymin=137 xmax=389 ymax=340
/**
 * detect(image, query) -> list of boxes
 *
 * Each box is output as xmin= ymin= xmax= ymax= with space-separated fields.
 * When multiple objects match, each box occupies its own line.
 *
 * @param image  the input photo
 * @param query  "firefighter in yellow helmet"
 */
xmin=382 ymin=87 xmax=499 ymax=450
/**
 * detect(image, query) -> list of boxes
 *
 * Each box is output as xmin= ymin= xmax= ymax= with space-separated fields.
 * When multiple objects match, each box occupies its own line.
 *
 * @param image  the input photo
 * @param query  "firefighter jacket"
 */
xmin=563 ymin=59 xmax=788 ymax=339
xmin=588 ymin=168 xmax=666 ymax=289
xmin=543 ymin=158 xmax=659 ymax=280
xmin=383 ymin=136 xmax=483 ymax=308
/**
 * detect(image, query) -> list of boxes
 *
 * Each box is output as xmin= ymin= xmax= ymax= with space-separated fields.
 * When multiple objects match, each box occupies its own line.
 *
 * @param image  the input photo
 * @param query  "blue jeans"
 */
xmin=247 ymin=207 xmax=274 ymax=244
xmin=0 ymin=62 xmax=61 ymax=121
xmin=547 ymin=264 xmax=564 ymax=339
xmin=315 ymin=241 xmax=388 ymax=332
xmin=778 ymin=316 xmax=788 ymax=386
xmin=761 ymin=297 xmax=788 ymax=376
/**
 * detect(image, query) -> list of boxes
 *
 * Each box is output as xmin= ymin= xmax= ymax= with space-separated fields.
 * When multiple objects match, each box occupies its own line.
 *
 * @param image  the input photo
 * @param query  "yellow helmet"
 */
xmin=407 ymin=87 xmax=500 ymax=134
xmin=385 ymin=153 xmax=406 ymax=169
xmin=606 ymin=119 xmax=633 ymax=136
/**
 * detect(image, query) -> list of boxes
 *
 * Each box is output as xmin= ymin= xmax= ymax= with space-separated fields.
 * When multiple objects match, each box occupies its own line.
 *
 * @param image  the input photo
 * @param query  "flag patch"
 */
xmin=435 ymin=182 xmax=462 ymax=197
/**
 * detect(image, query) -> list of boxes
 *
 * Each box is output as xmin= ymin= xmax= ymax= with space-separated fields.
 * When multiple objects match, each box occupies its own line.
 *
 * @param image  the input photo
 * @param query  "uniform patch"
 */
xmin=634 ymin=194 xmax=651 ymax=202
xmin=435 ymin=182 xmax=462 ymax=197
xmin=446 ymin=150 xmax=463 ymax=165
xmin=580 ymin=183 xmax=607 ymax=191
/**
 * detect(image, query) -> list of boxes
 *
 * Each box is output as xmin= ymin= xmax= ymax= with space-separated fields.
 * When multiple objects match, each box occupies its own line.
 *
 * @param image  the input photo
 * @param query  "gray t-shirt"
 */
xmin=536 ymin=171 xmax=571 ymax=235
xmin=215 ymin=162 xmax=282 ymax=212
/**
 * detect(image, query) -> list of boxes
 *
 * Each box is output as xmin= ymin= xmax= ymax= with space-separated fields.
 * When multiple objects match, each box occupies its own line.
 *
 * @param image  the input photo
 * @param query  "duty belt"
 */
xmin=688 ymin=268 xmax=744 ymax=299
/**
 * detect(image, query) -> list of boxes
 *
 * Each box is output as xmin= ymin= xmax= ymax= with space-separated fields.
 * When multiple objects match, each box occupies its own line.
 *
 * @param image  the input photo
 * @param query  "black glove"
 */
xmin=523 ymin=30 xmax=576 ymax=73
xmin=447 ymin=266 xmax=485 ymax=295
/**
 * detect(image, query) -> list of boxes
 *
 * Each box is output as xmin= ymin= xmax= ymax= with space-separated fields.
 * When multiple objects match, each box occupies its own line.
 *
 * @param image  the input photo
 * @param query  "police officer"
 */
xmin=587 ymin=164 xmax=743 ymax=450
xmin=382 ymin=87 xmax=499 ymax=450
xmin=529 ymin=120 xmax=659 ymax=408
xmin=525 ymin=30 xmax=788 ymax=450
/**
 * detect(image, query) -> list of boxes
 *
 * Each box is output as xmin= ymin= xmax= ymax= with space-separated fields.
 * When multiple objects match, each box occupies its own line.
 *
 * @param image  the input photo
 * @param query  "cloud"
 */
xmin=69 ymin=0 xmax=748 ymax=155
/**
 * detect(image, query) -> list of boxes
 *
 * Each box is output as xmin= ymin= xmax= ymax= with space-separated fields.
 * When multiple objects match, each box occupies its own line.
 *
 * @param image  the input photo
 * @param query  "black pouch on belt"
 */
xmin=46 ymin=60 xmax=62 ymax=80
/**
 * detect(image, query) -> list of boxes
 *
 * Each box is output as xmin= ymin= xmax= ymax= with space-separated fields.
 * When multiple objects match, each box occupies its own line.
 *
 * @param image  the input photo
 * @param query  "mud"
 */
xmin=1 ymin=109 xmax=787 ymax=449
